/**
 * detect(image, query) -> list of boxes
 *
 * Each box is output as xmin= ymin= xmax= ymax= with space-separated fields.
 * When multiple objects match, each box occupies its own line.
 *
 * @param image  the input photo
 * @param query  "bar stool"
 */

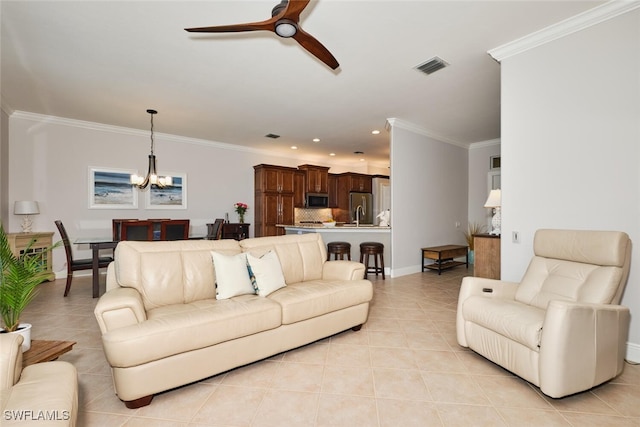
xmin=359 ymin=242 xmax=385 ymax=279
xmin=327 ymin=241 xmax=351 ymax=260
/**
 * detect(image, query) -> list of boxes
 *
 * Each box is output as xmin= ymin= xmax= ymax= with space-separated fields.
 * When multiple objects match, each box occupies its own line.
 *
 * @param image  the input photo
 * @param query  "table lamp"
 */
xmin=14 ymin=200 xmax=40 ymax=232
xmin=484 ymin=189 xmax=501 ymax=235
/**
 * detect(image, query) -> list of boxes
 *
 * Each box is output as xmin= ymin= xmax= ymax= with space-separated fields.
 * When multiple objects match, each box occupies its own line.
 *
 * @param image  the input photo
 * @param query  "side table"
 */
xmin=421 ymin=245 xmax=468 ymax=274
xmin=23 ymin=340 xmax=76 ymax=366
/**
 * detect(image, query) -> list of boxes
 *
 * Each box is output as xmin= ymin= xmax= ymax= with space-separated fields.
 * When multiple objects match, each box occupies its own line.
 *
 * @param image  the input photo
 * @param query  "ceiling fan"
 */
xmin=185 ymin=0 xmax=339 ymax=70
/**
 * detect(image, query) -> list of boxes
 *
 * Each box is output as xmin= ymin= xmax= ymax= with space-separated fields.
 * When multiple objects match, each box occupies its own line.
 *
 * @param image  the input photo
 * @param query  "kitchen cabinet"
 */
xmin=6 ymin=232 xmax=55 ymax=282
xmin=338 ymin=172 xmax=372 ymax=193
xmin=297 ymin=164 xmax=330 ymax=194
xmin=328 ymin=173 xmax=338 ymax=208
xmin=255 ymin=164 xmax=295 ymax=194
xmin=473 ymin=234 xmax=500 ymax=279
xmin=254 ymin=164 xmax=297 ymax=237
xmin=294 ymin=171 xmax=305 ymax=208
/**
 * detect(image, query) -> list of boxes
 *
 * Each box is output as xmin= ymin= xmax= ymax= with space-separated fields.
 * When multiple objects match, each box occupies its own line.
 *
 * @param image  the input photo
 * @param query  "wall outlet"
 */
xmin=455 ymin=221 xmax=461 ymax=229
xmin=512 ymin=231 xmax=520 ymax=243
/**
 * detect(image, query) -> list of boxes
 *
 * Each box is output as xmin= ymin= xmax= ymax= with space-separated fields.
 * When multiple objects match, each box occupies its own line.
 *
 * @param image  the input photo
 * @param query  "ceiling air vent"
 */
xmin=265 ymin=133 xmax=280 ymax=139
xmin=415 ymin=56 xmax=449 ymax=75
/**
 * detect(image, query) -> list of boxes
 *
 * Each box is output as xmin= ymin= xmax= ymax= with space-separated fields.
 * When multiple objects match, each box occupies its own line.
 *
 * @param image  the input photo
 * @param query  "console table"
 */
xmin=6 ymin=232 xmax=55 ymax=281
xmin=222 ymin=223 xmax=250 ymax=240
xmin=421 ymin=244 xmax=468 ymax=274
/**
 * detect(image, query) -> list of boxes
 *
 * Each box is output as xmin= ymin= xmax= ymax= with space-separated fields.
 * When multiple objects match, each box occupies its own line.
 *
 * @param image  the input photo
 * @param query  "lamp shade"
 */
xmin=484 ymin=189 xmax=501 ymax=208
xmin=14 ymin=200 xmax=40 ymax=215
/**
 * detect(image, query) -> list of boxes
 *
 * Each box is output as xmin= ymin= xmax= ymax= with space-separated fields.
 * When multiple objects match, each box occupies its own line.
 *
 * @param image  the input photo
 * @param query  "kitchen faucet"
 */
xmin=355 ymin=205 xmax=364 ymax=227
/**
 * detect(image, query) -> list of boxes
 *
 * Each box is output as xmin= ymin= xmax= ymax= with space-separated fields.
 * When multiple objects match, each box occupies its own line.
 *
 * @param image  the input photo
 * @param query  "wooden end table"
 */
xmin=421 ymin=245 xmax=468 ymax=275
xmin=23 ymin=340 xmax=76 ymax=366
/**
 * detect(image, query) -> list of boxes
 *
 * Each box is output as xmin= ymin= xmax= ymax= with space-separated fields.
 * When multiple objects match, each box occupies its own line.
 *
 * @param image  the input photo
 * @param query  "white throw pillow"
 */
xmin=246 ymin=250 xmax=286 ymax=297
xmin=210 ymin=251 xmax=255 ymax=299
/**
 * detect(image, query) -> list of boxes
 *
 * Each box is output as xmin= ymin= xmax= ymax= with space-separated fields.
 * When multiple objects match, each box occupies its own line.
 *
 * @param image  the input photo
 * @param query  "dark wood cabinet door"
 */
xmin=294 ymin=171 xmax=305 ymax=207
xmin=328 ymin=173 xmax=338 ymax=207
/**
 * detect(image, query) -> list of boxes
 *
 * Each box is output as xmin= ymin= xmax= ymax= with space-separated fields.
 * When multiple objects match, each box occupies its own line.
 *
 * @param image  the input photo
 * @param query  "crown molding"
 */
xmin=386 ymin=118 xmax=469 ymax=149
xmin=470 ymin=138 xmax=501 ymax=149
xmin=489 ymin=0 xmax=640 ymax=62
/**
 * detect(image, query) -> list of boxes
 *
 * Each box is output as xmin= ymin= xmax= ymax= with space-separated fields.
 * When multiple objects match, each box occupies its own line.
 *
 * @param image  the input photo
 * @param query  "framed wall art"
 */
xmin=145 ymin=173 xmax=187 ymax=210
xmin=88 ymin=167 xmax=138 ymax=209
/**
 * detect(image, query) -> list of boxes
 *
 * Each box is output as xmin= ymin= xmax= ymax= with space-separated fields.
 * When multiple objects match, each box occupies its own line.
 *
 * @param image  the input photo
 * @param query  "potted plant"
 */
xmin=0 ymin=223 xmax=58 ymax=351
xmin=462 ymin=222 xmax=487 ymax=265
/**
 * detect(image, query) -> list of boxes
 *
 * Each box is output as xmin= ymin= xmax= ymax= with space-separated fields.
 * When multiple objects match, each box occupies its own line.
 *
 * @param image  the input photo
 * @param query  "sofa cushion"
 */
xmin=462 ymin=295 xmax=545 ymax=351
xmin=247 ymin=251 xmax=287 ymax=296
xmin=240 ymin=234 xmax=327 ymax=285
xmin=115 ymin=240 xmax=242 ymax=310
xmin=102 ymin=295 xmax=282 ymax=367
xmin=211 ymin=252 xmax=255 ymax=299
xmin=267 ymin=279 xmax=373 ymax=325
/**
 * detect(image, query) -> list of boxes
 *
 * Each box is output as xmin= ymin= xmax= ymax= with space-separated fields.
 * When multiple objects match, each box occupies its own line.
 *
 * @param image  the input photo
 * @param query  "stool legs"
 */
xmin=359 ymin=245 xmax=385 ymax=280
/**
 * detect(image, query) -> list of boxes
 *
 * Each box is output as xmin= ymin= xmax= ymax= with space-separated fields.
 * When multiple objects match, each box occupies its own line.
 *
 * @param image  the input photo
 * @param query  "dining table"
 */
xmin=73 ymin=237 xmax=118 ymax=298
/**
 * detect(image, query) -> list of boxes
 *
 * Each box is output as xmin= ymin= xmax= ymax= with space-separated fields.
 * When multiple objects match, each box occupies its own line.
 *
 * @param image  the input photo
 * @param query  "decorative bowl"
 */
xmin=322 ymin=222 xmax=336 ymax=227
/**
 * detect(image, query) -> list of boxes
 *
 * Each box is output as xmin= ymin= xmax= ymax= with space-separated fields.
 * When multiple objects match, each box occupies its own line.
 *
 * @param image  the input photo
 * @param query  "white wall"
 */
xmin=468 ymin=140 xmax=501 ymax=230
xmin=389 ymin=120 xmax=468 ymax=277
xmin=499 ymin=9 xmax=640 ymax=360
xmin=5 ymin=112 xmax=374 ymax=276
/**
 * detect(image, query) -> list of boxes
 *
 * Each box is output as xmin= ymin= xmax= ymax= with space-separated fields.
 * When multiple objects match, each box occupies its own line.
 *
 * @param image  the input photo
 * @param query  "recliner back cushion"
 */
xmin=514 ymin=229 xmax=630 ymax=309
xmin=240 ymin=233 xmax=326 ymax=284
xmin=115 ymin=240 xmax=242 ymax=310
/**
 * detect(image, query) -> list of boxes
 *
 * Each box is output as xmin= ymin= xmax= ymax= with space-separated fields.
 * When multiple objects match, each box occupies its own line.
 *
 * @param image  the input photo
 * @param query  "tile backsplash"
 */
xmin=295 ymin=208 xmax=333 ymax=223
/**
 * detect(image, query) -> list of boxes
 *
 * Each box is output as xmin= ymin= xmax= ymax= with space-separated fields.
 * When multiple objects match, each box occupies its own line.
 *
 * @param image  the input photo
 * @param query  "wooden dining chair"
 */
xmin=206 ymin=219 xmax=225 ymax=240
xmin=159 ymin=219 xmax=190 ymax=241
xmin=55 ymin=220 xmax=113 ymax=297
xmin=119 ymin=220 xmax=154 ymax=241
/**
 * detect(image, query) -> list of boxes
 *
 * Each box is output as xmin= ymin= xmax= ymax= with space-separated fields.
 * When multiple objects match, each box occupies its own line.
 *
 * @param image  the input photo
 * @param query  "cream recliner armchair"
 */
xmin=457 ymin=229 xmax=631 ymax=398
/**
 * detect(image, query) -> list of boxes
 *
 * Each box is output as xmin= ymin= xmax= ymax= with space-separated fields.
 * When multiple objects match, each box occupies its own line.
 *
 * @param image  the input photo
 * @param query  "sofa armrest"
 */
xmin=1 ymin=361 xmax=78 ymax=426
xmin=105 ymin=262 xmax=117 ymax=292
xmin=539 ymin=300 xmax=630 ymax=398
xmin=94 ymin=287 xmax=147 ymax=334
xmin=456 ymin=277 xmax=519 ymax=347
xmin=322 ymin=260 xmax=365 ymax=281
xmin=0 ymin=334 xmax=23 ymax=389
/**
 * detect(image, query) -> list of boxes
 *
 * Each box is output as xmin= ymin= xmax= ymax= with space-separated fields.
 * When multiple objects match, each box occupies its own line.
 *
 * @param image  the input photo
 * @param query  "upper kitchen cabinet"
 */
xmin=254 ymin=164 xmax=296 ymax=194
xmin=298 ymin=164 xmax=330 ymax=194
xmin=328 ymin=173 xmax=339 ymax=208
xmin=294 ymin=170 xmax=305 ymax=208
xmin=337 ymin=172 xmax=373 ymax=193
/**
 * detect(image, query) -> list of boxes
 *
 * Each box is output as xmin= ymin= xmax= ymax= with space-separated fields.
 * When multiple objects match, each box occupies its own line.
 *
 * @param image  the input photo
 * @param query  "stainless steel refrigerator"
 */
xmin=349 ymin=192 xmax=373 ymax=224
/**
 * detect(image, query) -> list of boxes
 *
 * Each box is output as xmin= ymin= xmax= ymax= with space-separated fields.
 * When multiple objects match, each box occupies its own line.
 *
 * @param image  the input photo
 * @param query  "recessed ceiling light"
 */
xmin=313 ymin=138 xmax=320 ymax=142
xmin=291 ymin=146 xmax=298 ymax=150
xmin=359 ymin=158 xmax=365 ymax=162
xmin=329 ymin=153 xmax=336 ymax=156
xmin=371 ymin=130 xmax=380 ymax=135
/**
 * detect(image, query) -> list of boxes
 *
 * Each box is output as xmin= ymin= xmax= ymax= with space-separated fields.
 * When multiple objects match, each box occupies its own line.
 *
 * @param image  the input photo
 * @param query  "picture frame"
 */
xmin=145 ymin=173 xmax=187 ymax=210
xmin=88 ymin=167 xmax=138 ymax=209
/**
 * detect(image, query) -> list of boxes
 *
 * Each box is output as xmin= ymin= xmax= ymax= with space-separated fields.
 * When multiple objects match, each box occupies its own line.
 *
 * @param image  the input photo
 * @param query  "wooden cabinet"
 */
xmin=298 ymin=164 xmax=330 ymax=194
xmin=221 ymin=223 xmax=250 ymax=240
xmin=294 ymin=170 xmax=305 ymax=208
xmin=254 ymin=164 xmax=297 ymax=237
xmin=255 ymin=164 xmax=295 ymax=193
xmin=328 ymin=173 xmax=338 ymax=208
xmin=338 ymin=172 xmax=372 ymax=193
xmin=473 ymin=234 xmax=500 ymax=279
xmin=6 ymin=232 xmax=55 ymax=282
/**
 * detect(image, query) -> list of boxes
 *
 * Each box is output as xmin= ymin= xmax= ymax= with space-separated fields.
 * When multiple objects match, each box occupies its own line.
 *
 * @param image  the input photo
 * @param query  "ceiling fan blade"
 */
xmin=292 ymin=28 xmax=339 ymax=70
xmin=185 ymin=18 xmax=276 ymax=34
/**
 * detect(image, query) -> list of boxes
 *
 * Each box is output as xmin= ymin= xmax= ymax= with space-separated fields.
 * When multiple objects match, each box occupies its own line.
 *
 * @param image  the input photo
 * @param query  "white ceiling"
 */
xmin=1 ymin=1 xmax=604 ymax=168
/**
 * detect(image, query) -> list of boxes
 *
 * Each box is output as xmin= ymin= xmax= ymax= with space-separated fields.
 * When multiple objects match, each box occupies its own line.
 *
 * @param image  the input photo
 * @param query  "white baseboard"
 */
xmin=626 ymin=341 xmax=640 ymax=363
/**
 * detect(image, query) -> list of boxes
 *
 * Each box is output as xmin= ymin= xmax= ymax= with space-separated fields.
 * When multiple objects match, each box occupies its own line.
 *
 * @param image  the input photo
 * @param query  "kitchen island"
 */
xmin=282 ymin=225 xmax=391 ymax=273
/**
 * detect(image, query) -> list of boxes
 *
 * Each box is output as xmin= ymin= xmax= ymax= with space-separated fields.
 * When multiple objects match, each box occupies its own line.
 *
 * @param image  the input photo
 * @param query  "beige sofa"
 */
xmin=94 ymin=233 xmax=373 ymax=408
xmin=457 ymin=229 xmax=631 ymax=398
xmin=0 ymin=334 xmax=78 ymax=426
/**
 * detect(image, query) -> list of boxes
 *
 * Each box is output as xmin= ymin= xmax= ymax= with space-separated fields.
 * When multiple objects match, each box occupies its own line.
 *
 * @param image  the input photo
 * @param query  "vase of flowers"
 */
xmin=234 ymin=202 xmax=248 ymax=223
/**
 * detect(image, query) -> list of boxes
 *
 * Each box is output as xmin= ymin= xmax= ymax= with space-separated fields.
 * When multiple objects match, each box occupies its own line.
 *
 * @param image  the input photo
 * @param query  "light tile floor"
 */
xmin=24 ymin=268 xmax=640 ymax=426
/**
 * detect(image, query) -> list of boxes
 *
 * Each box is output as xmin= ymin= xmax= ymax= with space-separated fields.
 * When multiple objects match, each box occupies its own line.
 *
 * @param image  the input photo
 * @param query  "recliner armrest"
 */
xmin=456 ymin=277 xmax=519 ymax=347
xmin=322 ymin=260 xmax=365 ymax=281
xmin=94 ymin=287 xmax=147 ymax=334
xmin=539 ymin=300 xmax=630 ymax=398
xmin=0 ymin=334 xmax=23 ymax=389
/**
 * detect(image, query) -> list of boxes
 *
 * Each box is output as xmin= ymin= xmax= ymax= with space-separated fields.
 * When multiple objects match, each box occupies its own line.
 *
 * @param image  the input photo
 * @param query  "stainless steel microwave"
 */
xmin=305 ymin=193 xmax=329 ymax=208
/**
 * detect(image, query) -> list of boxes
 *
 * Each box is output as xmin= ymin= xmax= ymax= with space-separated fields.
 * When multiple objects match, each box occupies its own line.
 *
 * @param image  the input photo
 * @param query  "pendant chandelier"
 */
xmin=131 ymin=109 xmax=172 ymax=189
